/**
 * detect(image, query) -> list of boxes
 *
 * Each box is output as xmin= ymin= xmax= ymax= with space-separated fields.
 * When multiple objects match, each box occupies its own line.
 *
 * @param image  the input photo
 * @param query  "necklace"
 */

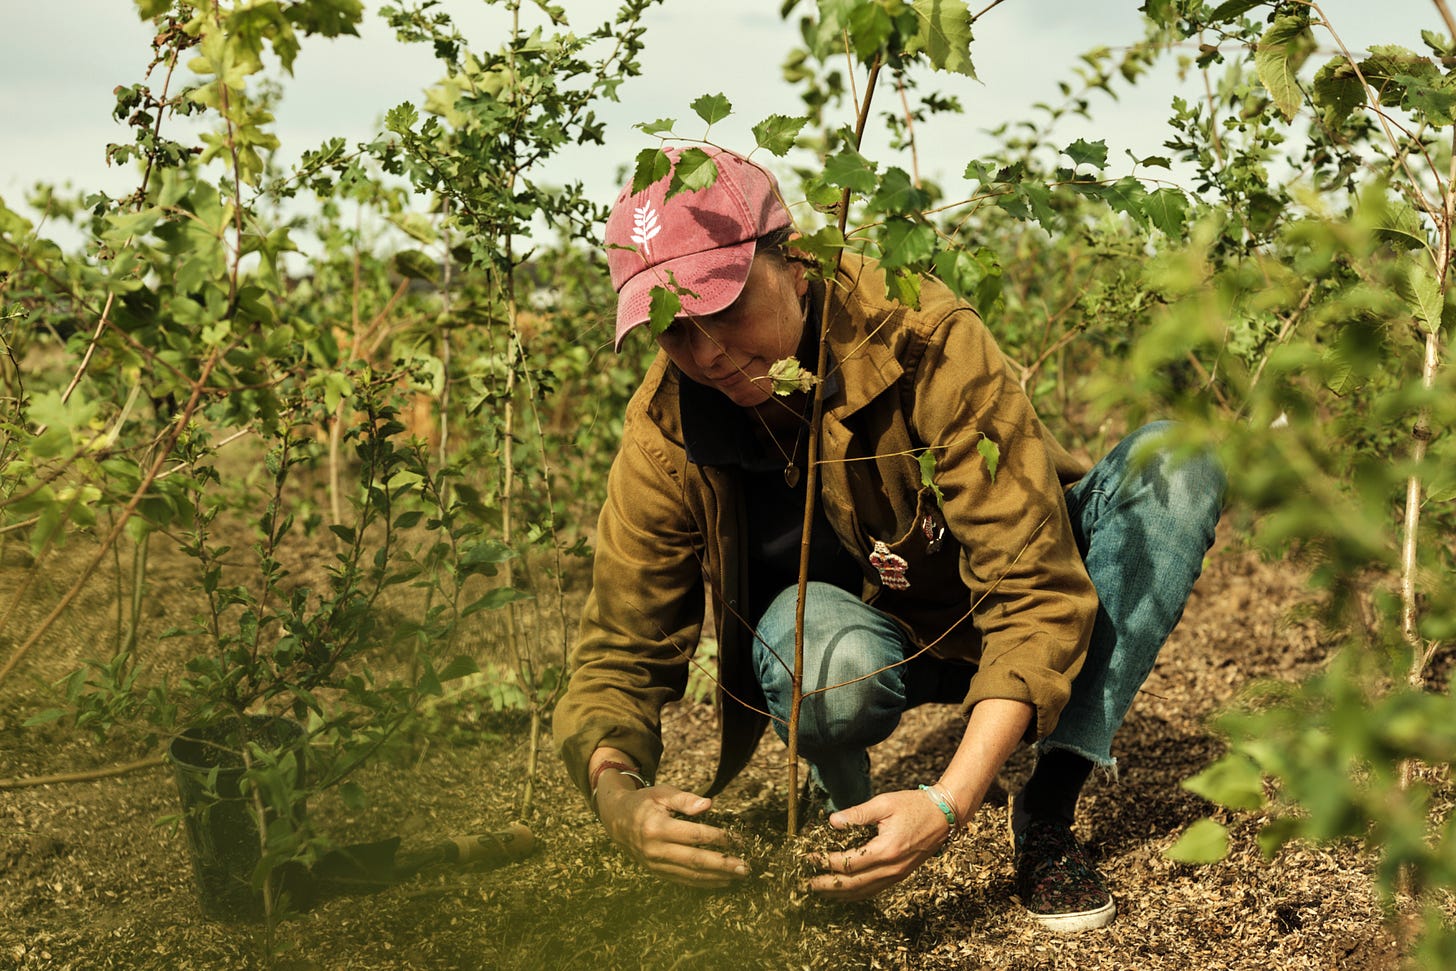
xmin=752 ymin=396 xmax=810 ymax=488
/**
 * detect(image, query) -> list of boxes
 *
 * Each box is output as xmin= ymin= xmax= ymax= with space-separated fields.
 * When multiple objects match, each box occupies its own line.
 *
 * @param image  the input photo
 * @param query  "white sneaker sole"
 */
xmin=1026 ymin=898 xmax=1117 ymax=933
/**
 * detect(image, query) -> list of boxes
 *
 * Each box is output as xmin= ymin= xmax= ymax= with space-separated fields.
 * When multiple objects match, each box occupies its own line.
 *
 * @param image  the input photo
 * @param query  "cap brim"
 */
xmin=613 ymin=239 xmax=757 ymax=350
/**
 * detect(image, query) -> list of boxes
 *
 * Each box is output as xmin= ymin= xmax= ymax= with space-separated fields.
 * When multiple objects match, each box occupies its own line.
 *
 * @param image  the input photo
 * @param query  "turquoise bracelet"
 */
xmin=919 ymin=784 xmax=958 ymax=830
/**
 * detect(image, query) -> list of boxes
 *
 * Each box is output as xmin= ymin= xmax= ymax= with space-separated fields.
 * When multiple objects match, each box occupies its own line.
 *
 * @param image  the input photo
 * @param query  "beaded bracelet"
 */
xmin=918 ymin=784 xmax=960 ymax=831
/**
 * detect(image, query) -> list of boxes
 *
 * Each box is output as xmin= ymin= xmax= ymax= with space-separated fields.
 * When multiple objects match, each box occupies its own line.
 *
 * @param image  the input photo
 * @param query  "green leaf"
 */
xmin=766 ymin=357 xmax=818 ymax=395
xmin=1072 ymin=177 xmax=1149 ymax=226
xmin=1183 ymin=753 xmax=1267 ymax=810
xmin=877 ymin=218 xmax=936 ymax=270
xmin=385 ymin=102 xmax=418 ymax=135
xmin=874 ymin=167 xmax=932 ymax=214
xmin=1064 ymin=138 xmax=1108 ymax=170
xmin=1391 ymin=69 xmax=1456 ymax=125
xmin=917 ymin=449 xmax=944 ymax=506
xmin=1312 ymin=57 xmax=1367 ymax=128
xmin=752 ymin=114 xmax=807 ymax=155
xmin=393 ymin=249 xmax=439 ymax=283
xmin=1145 ymin=187 xmax=1190 ymax=238
xmin=887 ymin=269 xmax=922 ymax=308
xmin=793 ymin=225 xmax=847 ymax=271
xmin=910 ymin=0 xmax=977 ymax=78
xmin=631 ymin=148 xmax=670 ymax=194
xmin=1165 ymin=818 xmax=1230 ymax=864
xmin=667 ymin=147 xmax=718 ymax=198
xmin=285 ymin=0 xmax=363 ymax=38
xmin=996 ymin=180 xmax=1056 ymax=229
xmin=977 ymin=435 xmax=999 ymax=482
xmin=824 ymin=147 xmax=878 ymax=194
xmin=1210 ymin=0 xmax=1268 ymax=20
xmin=634 ymin=117 xmax=676 ymax=136
xmin=438 ymin=655 xmax=480 ymax=682
xmin=648 ymin=285 xmax=682 ymax=336
xmin=690 ymin=92 xmax=733 ymax=127
xmin=1405 ymin=259 xmax=1444 ymax=334
xmin=847 ymin=1 xmax=894 ymax=60
xmin=1256 ymin=16 xmax=1314 ymax=121
xmin=339 ymin=781 xmax=366 ymax=812
xmin=463 ymin=587 xmax=534 ymax=616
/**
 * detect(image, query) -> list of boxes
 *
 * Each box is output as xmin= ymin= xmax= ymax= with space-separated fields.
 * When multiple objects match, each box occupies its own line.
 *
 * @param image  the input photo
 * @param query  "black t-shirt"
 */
xmin=679 ymin=372 xmax=863 ymax=625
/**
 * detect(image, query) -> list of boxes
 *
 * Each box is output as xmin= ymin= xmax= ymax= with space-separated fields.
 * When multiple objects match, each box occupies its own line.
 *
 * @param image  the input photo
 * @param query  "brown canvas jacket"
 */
xmin=554 ymin=255 xmax=1098 ymax=800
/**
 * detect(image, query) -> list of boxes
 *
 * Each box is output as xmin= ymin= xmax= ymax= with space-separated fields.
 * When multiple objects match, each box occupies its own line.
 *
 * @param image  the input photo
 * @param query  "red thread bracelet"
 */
xmin=589 ymin=759 xmax=645 ymax=794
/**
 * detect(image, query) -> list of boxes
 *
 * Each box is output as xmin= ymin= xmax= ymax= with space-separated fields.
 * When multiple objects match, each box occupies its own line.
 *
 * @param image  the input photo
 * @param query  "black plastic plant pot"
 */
xmin=166 ymin=714 xmax=311 ymax=922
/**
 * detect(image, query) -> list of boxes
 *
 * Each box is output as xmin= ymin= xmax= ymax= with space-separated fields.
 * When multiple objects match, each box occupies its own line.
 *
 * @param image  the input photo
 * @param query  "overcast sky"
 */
xmin=0 ymin=0 xmax=1440 ymax=244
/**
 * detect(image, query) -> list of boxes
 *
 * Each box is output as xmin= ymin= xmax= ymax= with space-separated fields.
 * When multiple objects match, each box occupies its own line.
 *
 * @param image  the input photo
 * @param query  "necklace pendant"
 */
xmin=783 ymin=463 xmax=800 ymax=488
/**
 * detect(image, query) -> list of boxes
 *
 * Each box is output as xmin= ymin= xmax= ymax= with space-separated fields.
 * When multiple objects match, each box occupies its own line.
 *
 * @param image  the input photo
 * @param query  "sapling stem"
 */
xmin=786 ymin=54 xmax=883 ymax=837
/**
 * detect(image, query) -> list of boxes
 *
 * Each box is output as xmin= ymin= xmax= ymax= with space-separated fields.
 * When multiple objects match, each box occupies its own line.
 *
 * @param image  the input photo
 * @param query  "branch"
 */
xmin=0 ymin=755 xmax=165 ymax=790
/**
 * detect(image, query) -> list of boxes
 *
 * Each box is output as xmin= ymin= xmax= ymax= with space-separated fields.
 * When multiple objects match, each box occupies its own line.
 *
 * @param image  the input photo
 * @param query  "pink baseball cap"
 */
xmin=605 ymin=147 xmax=791 ymax=349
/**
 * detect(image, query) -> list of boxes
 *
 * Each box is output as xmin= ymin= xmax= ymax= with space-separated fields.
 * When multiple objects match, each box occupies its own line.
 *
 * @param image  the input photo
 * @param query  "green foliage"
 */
xmin=2 ymin=0 xmax=1453 ymax=957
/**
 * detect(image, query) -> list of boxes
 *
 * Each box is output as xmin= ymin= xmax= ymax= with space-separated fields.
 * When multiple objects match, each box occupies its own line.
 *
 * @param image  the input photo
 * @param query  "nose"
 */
xmin=686 ymin=323 xmax=722 ymax=371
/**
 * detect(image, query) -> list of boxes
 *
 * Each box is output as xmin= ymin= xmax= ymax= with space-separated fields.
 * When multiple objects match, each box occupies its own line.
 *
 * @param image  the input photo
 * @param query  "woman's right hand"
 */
xmin=594 ymin=778 xmax=750 ymax=888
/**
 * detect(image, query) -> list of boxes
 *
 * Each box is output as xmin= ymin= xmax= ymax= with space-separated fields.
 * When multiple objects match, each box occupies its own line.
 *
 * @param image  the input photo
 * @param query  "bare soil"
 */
xmin=0 ymin=523 xmax=1423 ymax=970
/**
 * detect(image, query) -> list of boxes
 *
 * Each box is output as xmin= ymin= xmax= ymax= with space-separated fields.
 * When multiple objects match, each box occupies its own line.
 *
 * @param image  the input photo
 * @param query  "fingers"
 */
xmin=804 ymin=791 xmax=949 ymax=901
xmin=805 ymin=835 xmax=909 ymax=901
xmin=606 ymin=785 xmax=750 ymax=886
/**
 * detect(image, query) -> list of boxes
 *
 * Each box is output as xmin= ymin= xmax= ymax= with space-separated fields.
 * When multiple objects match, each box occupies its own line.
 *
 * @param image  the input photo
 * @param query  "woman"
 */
xmin=553 ymin=146 xmax=1225 ymax=931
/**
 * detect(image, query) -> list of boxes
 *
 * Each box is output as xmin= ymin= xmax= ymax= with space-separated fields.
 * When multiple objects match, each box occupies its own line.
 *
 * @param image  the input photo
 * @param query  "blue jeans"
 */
xmin=752 ymin=422 xmax=1226 ymax=810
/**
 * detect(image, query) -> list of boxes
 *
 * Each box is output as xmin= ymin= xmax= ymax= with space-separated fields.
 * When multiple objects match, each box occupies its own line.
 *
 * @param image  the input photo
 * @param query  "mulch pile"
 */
xmin=0 ymin=530 xmax=1427 ymax=969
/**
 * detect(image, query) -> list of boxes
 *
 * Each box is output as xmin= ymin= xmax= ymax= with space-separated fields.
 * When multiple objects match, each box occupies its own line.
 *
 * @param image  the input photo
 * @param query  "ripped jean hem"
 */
xmin=1035 ymin=739 xmax=1120 ymax=783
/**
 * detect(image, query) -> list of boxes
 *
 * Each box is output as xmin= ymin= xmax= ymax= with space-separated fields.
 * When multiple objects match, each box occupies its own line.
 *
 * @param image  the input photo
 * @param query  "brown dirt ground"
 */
xmin=0 ymin=520 xmax=1431 ymax=970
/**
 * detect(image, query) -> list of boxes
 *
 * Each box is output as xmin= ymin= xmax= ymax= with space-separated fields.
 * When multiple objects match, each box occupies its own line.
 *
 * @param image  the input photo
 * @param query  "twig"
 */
xmin=0 ymin=755 xmax=165 ymax=790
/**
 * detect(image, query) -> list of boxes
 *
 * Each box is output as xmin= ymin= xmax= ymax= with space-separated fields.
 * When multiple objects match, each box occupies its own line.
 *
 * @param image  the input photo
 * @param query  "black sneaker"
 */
xmin=1012 ymin=816 xmax=1117 ymax=932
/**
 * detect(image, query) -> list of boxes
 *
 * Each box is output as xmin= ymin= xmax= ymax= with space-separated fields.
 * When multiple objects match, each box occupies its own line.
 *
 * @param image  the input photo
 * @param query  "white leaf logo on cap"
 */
xmin=631 ymin=203 xmax=661 ymax=258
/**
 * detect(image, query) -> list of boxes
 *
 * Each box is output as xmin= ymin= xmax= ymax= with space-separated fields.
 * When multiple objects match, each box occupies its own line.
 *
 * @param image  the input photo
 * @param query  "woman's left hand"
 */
xmin=805 ymin=788 xmax=954 ymax=900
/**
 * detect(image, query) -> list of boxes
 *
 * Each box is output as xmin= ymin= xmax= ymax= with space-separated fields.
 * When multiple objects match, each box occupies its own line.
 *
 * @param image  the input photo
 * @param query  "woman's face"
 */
xmin=655 ymin=252 xmax=808 ymax=409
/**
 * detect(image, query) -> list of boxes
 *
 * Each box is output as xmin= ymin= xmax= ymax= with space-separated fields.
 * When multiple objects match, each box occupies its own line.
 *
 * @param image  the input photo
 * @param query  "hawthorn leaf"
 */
xmin=793 ymin=225 xmax=847 ymax=271
xmin=997 ymin=180 xmax=1056 ymax=229
xmin=438 ymin=655 xmax=480 ymax=681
